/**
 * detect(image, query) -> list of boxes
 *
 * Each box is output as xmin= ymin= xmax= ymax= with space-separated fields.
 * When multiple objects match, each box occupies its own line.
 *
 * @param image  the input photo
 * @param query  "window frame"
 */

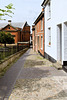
xmin=47 ymin=0 xmax=51 ymax=20
xmin=41 ymin=19 xmax=43 ymax=31
xmin=41 ymin=35 xmax=43 ymax=50
xmin=35 ymin=25 xmax=37 ymax=33
xmin=48 ymin=27 xmax=51 ymax=46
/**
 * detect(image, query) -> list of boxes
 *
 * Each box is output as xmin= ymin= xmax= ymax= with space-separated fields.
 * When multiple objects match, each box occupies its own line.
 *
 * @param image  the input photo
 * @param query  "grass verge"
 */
xmin=0 ymin=48 xmax=28 ymax=78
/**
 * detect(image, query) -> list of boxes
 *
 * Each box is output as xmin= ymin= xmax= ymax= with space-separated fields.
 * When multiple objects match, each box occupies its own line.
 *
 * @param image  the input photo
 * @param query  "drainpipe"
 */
xmin=42 ymin=8 xmax=45 ymax=57
xmin=42 ymin=6 xmax=45 ymax=57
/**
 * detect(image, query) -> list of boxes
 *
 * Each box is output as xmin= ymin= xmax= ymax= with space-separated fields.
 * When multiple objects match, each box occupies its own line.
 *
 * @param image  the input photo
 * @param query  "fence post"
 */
xmin=17 ymin=43 xmax=19 ymax=52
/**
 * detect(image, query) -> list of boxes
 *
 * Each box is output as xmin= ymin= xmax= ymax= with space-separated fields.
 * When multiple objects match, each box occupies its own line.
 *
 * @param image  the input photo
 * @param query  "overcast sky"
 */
xmin=0 ymin=0 xmax=43 ymax=26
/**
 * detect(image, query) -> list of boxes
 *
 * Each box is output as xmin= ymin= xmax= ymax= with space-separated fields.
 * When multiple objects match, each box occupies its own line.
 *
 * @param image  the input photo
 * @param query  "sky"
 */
xmin=0 ymin=0 xmax=43 ymax=26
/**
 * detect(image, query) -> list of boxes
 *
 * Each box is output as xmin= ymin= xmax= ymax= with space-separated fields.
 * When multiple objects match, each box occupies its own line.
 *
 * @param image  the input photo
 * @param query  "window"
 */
xmin=22 ymin=35 xmax=23 ymax=40
xmin=35 ymin=36 xmax=36 ymax=44
xmin=47 ymin=0 xmax=51 ymax=19
xmin=38 ymin=23 xmax=39 ymax=31
xmin=38 ymin=36 xmax=39 ymax=50
xmin=48 ymin=28 xmax=51 ymax=46
xmin=41 ymin=35 xmax=43 ymax=49
xmin=8 ymin=27 xmax=10 ymax=29
xmin=35 ymin=25 xmax=37 ymax=33
xmin=12 ymin=35 xmax=15 ymax=37
xmin=41 ymin=19 xmax=43 ymax=30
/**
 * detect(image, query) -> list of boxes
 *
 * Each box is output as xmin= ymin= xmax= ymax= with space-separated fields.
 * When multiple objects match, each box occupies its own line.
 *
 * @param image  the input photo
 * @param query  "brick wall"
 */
xmin=32 ymin=14 xmax=44 ymax=56
xmin=1 ymin=25 xmax=30 ymax=44
xmin=22 ymin=26 xmax=30 ymax=42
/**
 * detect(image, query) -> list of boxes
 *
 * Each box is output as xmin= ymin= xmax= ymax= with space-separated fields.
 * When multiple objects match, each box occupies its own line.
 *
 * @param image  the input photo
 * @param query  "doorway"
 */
xmin=38 ymin=36 xmax=39 ymax=50
xmin=57 ymin=24 xmax=62 ymax=61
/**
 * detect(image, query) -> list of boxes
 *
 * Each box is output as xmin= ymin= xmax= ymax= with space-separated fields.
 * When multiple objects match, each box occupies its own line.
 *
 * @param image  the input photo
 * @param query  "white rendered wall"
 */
xmin=64 ymin=22 xmax=67 ymax=61
xmin=45 ymin=0 xmax=67 ymax=64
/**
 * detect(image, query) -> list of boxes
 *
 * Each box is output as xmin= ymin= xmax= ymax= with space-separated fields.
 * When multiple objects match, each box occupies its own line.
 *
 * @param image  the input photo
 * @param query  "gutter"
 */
xmin=41 ymin=1 xmax=46 ymax=58
xmin=41 ymin=0 xmax=49 ymax=6
xmin=34 ymin=11 xmax=44 ymax=25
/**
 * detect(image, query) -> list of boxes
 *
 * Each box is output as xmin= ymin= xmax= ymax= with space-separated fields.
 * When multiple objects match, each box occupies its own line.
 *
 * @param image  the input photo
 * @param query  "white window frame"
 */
xmin=47 ymin=0 xmax=51 ymax=19
xmin=48 ymin=27 xmax=51 ymax=46
xmin=41 ymin=35 xmax=43 ymax=50
xmin=38 ymin=35 xmax=39 ymax=50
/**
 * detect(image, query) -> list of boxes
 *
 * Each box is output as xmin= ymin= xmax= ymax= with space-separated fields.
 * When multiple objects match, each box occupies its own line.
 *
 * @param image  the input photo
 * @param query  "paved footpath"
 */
xmin=0 ymin=48 xmax=67 ymax=100
xmin=9 ymin=49 xmax=67 ymax=100
xmin=0 ymin=49 xmax=30 ymax=100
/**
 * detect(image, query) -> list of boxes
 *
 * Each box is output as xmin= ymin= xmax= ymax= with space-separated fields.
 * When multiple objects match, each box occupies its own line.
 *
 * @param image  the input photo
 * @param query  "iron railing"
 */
xmin=0 ymin=45 xmax=28 ymax=61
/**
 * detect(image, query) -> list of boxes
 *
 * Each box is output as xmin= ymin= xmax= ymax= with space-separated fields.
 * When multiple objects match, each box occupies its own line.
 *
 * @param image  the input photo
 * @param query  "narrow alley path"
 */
xmin=0 ymin=49 xmax=30 ymax=100
xmin=8 ymin=49 xmax=67 ymax=100
xmin=0 ymin=48 xmax=67 ymax=100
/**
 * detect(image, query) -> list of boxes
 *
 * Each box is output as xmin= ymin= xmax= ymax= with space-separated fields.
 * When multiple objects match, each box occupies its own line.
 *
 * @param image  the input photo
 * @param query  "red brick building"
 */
xmin=32 ymin=8 xmax=44 ymax=56
xmin=0 ymin=20 xmax=30 ymax=44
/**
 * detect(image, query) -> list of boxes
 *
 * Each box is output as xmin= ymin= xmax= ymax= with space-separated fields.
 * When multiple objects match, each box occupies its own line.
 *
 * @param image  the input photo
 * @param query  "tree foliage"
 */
xmin=0 ymin=3 xmax=15 ymax=20
xmin=0 ymin=31 xmax=14 ymax=47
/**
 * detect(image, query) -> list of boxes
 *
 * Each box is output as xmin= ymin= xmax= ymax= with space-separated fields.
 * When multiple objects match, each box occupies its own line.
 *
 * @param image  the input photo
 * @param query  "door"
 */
xmin=57 ymin=24 xmax=62 ymax=61
xmin=38 ymin=36 xmax=39 ymax=50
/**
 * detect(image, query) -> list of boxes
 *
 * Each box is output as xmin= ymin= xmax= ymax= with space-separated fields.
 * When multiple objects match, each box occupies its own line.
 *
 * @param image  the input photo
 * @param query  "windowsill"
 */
xmin=41 ymin=48 xmax=43 ymax=50
xmin=47 ymin=17 xmax=51 ymax=21
xmin=47 ymin=45 xmax=51 ymax=47
xmin=41 ymin=29 xmax=43 ymax=31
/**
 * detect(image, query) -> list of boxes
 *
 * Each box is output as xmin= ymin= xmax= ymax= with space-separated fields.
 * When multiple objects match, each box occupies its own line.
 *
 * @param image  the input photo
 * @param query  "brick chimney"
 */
xmin=42 ymin=8 xmax=44 ymax=11
xmin=32 ymin=25 xmax=35 ymax=31
xmin=8 ymin=20 xmax=11 ymax=25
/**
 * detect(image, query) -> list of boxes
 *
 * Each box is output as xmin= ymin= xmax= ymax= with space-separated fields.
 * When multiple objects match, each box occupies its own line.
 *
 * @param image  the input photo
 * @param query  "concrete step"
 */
xmin=53 ymin=62 xmax=62 ymax=70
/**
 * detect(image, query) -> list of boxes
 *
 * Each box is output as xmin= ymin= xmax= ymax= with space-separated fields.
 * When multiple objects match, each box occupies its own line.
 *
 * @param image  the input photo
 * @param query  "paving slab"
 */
xmin=0 ymin=49 xmax=30 ymax=100
xmin=8 ymin=49 xmax=67 ymax=100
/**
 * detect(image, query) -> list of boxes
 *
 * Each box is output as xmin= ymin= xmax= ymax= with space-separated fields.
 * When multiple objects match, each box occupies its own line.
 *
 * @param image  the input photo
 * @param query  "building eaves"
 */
xmin=0 ymin=22 xmax=25 ymax=29
xmin=11 ymin=22 xmax=24 ymax=28
xmin=0 ymin=24 xmax=18 ymax=31
xmin=34 ymin=11 xmax=44 ymax=25
xmin=21 ymin=21 xmax=27 ymax=29
xmin=0 ymin=23 xmax=8 ymax=29
xmin=41 ymin=0 xmax=49 ymax=6
xmin=22 ymin=21 xmax=30 ymax=28
xmin=0 ymin=30 xmax=19 ymax=32
xmin=0 ymin=21 xmax=30 ymax=31
xmin=25 ymin=22 xmax=30 ymax=27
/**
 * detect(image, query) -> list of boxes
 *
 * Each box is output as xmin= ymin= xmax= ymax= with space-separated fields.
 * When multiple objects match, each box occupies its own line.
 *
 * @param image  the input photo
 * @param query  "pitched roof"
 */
xmin=34 ymin=11 xmax=44 ymax=25
xmin=0 ymin=21 xmax=29 ymax=29
xmin=41 ymin=0 xmax=49 ymax=6
xmin=11 ymin=22 xmax=24 ymax=28
xmin=0 ymin=23 xmax=7 ymax=29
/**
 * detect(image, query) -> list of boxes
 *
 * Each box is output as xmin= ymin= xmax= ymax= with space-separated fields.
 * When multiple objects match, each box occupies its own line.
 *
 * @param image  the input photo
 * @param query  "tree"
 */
xmin=0 ymin=31 xmax=14 ymax=47
xmin=0 ymin=3 xmax=15 ymax=20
